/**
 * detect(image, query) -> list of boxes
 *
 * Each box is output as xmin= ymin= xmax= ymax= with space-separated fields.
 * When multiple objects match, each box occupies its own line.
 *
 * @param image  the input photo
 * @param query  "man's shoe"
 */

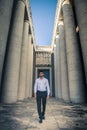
xmin=41 ymin=112 xmax=45 ymax=120
xmin=39 ymin=119 xmax=42 ymax=123
xmin=42 ymin=116 xmax=45 ymax=120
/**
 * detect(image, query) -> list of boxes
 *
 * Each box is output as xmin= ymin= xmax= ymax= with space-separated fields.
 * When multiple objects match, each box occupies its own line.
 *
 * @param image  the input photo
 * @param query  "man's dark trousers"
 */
xmin=36 ymin=91 xmax=47 ymax=119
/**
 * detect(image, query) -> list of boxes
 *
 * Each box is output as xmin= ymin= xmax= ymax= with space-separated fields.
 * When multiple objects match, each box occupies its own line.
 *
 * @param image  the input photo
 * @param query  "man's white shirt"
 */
xmin=34 ymin=78 xmax=50 ymax=96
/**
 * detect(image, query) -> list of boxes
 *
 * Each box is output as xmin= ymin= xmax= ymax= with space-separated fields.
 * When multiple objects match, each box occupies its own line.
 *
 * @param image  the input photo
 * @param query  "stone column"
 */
xmin=58 ymin=21 xmax=70 ymax=102
xmin=18 ymin=20 xmax=29 ymax=100
xmin=26 ymin=35 xmax=32 ymax=98
xmin=29 ymin=41 xmax=33 ymax=98
xmin=0 ymin=0 xmax=14 ymax=91
xmin=62 ymin=0 xmax=85 ymax=103
xmin=56 ymin=35 xmax=62 ymax=99
xmin=1 ymin=0 xmax=25 ymax=103
xmin=54 ymin=44 xmax=58 ymax=97
xmin=74 ymin=0 xmax=87 ymax=84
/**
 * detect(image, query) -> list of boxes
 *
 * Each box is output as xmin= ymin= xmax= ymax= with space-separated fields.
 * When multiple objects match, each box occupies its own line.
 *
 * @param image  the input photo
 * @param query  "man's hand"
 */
xmin=47 ymin=95 xmax=50 ymax=99
xmin=34 ymin=93 xmax=37 ymax=99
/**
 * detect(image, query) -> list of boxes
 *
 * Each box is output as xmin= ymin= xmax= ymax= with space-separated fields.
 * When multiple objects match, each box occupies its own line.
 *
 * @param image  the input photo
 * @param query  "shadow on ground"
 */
xmin=0 ymin=98 xmax=87 ymax=130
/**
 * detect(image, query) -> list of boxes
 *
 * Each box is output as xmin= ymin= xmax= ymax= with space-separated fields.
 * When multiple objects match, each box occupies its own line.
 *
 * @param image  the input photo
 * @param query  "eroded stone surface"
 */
xmin=0 ymin=98 xmax=87 ymax=130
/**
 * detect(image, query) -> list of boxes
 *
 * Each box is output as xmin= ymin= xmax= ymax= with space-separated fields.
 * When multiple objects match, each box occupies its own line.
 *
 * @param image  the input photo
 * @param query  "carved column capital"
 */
xmin=18 ymin=0 xmax=26 ymax=5
xmin=62 ymin=0 xmax=70 ymax=6
xmin=24 ymin=20 xmax=29 ymax=24
xmin=58 ymin=21 xmax=64 ymax=26
xmin=56 ymin=34 xmax=59 ymax=39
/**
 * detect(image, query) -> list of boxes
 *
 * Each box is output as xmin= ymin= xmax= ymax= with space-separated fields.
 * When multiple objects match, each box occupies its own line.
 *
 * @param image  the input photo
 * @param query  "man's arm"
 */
xmin=46 ymin=79 xmax=50 ymax=99
xmin=34 ymin=79 xmax=38 ymax=98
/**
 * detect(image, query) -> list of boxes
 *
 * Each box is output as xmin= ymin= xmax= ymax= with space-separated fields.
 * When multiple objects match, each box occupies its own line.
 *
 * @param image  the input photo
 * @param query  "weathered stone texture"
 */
xmin=74 ymin=0 xmax=87 ymax=84
xmin=56 ymin=35 xmax=62 ymax=99
xmin=0 ymin=0 xmax=14 ymax=90
xmin=18 ymin=21 xmax=29 ymax=100
xmin=59 ymin=22 xmax=70 ymax=102
xmin=62 ymin=1 xmax=85 ymax=103
xmin=1 ymin=0 xmax=25 ymax=103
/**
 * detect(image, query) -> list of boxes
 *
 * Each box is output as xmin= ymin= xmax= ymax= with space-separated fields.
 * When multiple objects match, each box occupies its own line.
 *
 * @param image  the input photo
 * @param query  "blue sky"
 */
xmin=30 ymin=0 xmax=57 ymax=46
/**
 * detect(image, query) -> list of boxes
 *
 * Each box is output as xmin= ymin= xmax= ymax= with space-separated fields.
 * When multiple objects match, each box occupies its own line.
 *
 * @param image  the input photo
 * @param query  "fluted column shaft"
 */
xmin=1 ymin=0 xmax=25 ymax=103
xmin=18 ymin=20 xmax=29 ymax=100
xmin=29 ymin=42 xmax=33 ymax=97
xmin=62 ymin=1 xmax=85 ymax=103
xmin=0 ymin=0 xmax=14 ymax=91
xmin=54 ymin=45 xmax=58 ymax=97
xmin=59 ymin=21 xmax=70 ymax=102
xmin=26 ymin=35 xmax=32 ymax=98
xmin=30 ymin=43 xmax=33 ymax=97
xmin=74 ymin=0 xmax=87 ymax=84
xmin=56 ymin=35 xmax=62 ymax=99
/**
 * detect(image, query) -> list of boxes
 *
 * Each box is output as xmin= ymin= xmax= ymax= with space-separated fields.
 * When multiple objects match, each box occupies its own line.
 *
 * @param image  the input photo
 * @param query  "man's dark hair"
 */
xmin=39 ymin=71 xmax=44 ymax=74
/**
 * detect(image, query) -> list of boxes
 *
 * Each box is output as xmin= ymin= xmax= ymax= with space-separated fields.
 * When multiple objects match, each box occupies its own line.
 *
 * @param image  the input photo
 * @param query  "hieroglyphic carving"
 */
xmin=36 ymin=52 xmax=51 ymax=65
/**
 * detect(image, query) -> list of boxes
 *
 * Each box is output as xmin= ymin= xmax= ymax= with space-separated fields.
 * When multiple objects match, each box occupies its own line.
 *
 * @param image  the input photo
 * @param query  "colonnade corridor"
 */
xmin=0 ymin=97 xmax=87 ymax=130
xmin=0 ymin=0 xmax=87 ymax=129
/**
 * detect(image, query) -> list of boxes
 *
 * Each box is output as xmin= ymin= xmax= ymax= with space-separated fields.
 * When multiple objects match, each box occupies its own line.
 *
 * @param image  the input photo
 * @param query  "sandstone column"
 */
xmin=0 ymin=0 xmax=14 ymax=91
xmin=62 ymin=0 xmax=85 ymax=103
xmin=1 ymin=0 xmax=25 ymax=103
xmin=56 ymin=35 xmax=62 ymax=99
xmin=54 ymin=44 xmax=58 ymax=97
xmin=74 ymin=0 xmax=87 ymax=84
xmin=58 ymin=21 xmax=70 ymax=102
xmin=26 ymin=35 xmax=32 ymax=98
xmin=29 ymin=41 xmax=33 ymax=98
xmin=18 ymin=20 xmax=29 ymax=100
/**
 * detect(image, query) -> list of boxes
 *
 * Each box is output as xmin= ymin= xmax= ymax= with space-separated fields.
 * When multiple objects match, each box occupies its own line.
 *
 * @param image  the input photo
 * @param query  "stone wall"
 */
xmin=35 ymin=46 xmax=54 ymax=96
xmin=36 ymin=52 xmax=51 ymax=65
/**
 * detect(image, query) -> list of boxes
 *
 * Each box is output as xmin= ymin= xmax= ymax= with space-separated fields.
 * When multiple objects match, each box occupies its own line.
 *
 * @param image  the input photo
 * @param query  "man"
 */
xmin=34 ymin=71 xmax=50 ymax=123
